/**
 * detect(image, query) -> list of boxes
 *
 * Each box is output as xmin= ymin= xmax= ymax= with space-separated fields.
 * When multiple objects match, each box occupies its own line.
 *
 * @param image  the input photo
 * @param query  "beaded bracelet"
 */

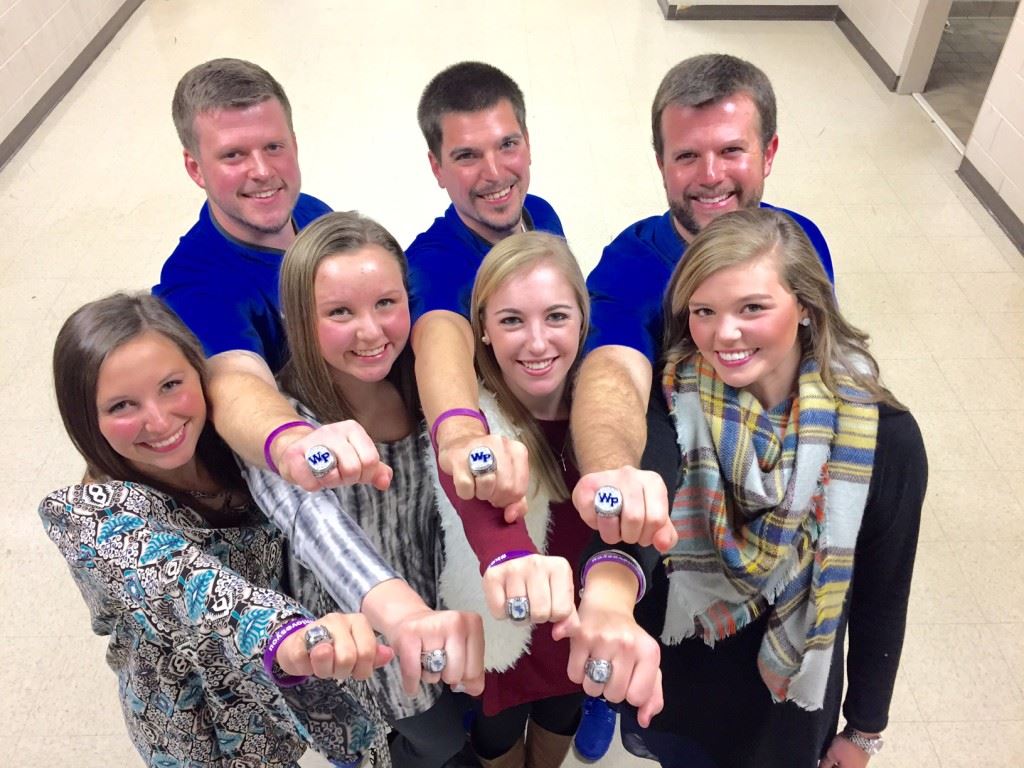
xmin=580 ymin=549 xmax=647 ymax=603
xmin=263 ymin=420 xmax=314 ymax=475
xmin=485 ymin=550 xmax=535 ymax=572
xmin=262 ymin=617 xmax=313 ymax=687
xmin=429 ymin=408 xmax=490 ymax=450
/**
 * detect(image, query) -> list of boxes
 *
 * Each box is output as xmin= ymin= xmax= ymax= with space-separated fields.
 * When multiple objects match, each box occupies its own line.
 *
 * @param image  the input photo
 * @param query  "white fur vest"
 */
xmin=428 ymin=388 xmax=554 ymax=672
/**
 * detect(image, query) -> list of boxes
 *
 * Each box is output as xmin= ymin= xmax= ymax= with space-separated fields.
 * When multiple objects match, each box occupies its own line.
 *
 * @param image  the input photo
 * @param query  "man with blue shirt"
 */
xmin=572 ymin=54 xmax=834 ymax=552
xmin=408 ymin=62 xmax=564 ymax=521
xmin=407 ymin=62 xmax=622 ymax=765
xmin=153 ymin=58 xmax=392 ymax=492
xmin=154 ymin=57 xmax=482 ymax=768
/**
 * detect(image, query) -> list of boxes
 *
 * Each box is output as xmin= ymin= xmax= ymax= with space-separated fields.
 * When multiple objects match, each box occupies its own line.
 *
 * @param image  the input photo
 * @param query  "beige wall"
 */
xmin=0 ymin=0 xmax=126 ymax=143
xmin=839 ymin=0 xmax=932 ymax=74
xmin=965 ymin=5 xmax=1024 ymax=222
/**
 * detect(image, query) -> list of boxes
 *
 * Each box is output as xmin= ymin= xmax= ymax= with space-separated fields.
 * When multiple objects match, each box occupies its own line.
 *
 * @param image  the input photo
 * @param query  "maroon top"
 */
xmin=438 ymin=419 xmax=591 ymax=715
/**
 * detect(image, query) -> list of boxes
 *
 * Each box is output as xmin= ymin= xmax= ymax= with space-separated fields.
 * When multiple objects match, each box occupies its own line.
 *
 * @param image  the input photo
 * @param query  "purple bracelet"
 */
xmin=262 ymin=617 xmax=312 ymax=687
xmin=263 ymin=420 xmax=314 ymax=475
xmin=485 ymin=550 xmax=535 ymax=572
xmin=430 ymin=408 xmax=490 ymax=450
xmin=580 ymin=549 xmax=647 ymax=603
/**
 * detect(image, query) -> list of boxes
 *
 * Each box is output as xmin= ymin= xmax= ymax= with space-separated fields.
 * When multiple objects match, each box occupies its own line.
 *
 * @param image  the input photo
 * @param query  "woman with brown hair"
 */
xmin=41 ymin=292 xmax=392 ymax=766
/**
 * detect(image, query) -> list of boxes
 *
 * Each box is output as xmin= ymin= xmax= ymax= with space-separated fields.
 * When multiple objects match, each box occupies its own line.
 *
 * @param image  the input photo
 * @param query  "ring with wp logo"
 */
xmin=468 ymin=445 xmax=497 ymax=476
xmin=594 ymin=486 xmax=623 ymax=517
xmin=304 ymin=445 xmax=337 ymax=478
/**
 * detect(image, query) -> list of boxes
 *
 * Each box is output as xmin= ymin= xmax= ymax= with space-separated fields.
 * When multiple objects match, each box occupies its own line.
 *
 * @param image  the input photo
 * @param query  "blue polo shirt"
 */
xmin=153 ymin=193 xmax=331 ymax=372
xmin=407 ymin=194 xmax=565 ymax=322
xmin=585 ymin=204 xmax=834 ymax=362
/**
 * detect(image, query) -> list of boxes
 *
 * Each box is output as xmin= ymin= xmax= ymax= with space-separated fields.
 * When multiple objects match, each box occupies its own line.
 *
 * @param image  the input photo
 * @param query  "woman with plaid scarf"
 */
xmin=571 ymin=208 xmax=926 ymax=768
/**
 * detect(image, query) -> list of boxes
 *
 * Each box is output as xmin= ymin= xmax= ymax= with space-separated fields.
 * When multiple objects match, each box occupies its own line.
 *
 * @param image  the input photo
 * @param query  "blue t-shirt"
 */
xmin=407 ymin=194 xmax=565 ymax=322
xmin=585 ymin=204 xmax=834 ymax=362
xmin=153 ymin=193 xmax=331 ymax=372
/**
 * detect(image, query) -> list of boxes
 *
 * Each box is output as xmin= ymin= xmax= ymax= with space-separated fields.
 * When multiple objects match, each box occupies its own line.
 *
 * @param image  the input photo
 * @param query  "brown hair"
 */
xmin=662 ymin=208 xmax=902 ymax=407
xmin=652 ymin=54 xmax=776 ymax=158
xmin=172 ymin=58 xmax=293 ymax=154
xmin=417 ymin=61 xmax=527 ymax=158
xmin=471 ymin=231 xmax=589 ymax=501
xmin=278 ymin=211 xmax=418 ymax=422
xmin=52 ymin=293 xmax=243 ymax=495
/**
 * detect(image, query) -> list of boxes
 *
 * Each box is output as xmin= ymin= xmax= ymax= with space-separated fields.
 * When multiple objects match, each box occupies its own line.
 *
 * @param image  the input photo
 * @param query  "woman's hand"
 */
xmin=438 ymin=432 xmax=531 ymax=523
xmin=817 ymin=734 xmax=872 ymax=768
xmin=386 ymin=607 xmax=486 ymax=696
xmin=362 ymin=579 xmax=485 ymax=696
xmin=573 ymin=467 xmax=677 ymax=553
xmin=276 ymin=613 xmax=394 ymax=681
xmin=273 ymin=420 xmax=393 ymax=492
xmin=482 ymin=554 xmax=576 ymax=624
xmin=552 ymin=561 xmax=663 ymax=726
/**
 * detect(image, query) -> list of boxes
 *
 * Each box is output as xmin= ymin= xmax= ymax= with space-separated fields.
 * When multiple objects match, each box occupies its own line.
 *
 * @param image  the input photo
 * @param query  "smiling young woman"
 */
xmin=41 ymin=293 xmax=392 ymax=766
xmin=608 ymin=208 xmax=926 ymax=768
xmin=243 ymin=211 xmax=486 ymax=768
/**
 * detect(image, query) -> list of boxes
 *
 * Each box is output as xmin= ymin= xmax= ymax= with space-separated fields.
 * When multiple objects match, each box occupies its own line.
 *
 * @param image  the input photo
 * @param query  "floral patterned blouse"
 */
xmin=39 ymin=480 xmax=389 ymax=767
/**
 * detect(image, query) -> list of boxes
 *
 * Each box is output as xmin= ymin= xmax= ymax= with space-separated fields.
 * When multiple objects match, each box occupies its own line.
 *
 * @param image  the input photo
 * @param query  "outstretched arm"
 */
xmin=39 ymin=481 xmax=387 ymax=690
xmin=413 ymin=310 xmax=529 ymax=520
xmin=208 ymin=350 xmax=392 ymax=491
xmin=571 ymin=346 xmax=676 ymax=552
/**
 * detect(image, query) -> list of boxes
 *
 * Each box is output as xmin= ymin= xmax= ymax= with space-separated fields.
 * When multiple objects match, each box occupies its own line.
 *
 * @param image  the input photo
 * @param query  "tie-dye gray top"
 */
xmin=244 ymin=401 xmax=442 ymax=722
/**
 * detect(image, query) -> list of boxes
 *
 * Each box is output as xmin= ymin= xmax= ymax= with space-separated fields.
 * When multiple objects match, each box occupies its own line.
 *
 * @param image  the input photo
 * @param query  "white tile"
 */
xmin=909 ymin=313 xmax=1009 ymax=358
xmin=927 ymin=721 xmax=1024 ymax=768
xmin=930 ymin=235 xmax=1013 ymax=273
xmin=901 ymin=624 xmax=1024 ymax=721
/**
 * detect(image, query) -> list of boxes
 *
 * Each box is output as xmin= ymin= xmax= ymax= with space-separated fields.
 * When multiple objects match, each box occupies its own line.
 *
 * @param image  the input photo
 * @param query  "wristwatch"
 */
xmin=840 ymin=726 xmax=884 ymax=755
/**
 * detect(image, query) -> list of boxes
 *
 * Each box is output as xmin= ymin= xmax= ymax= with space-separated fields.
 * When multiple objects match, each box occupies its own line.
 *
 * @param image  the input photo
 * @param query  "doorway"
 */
xmin=921 ymin=2 xmax=1018 ymax=144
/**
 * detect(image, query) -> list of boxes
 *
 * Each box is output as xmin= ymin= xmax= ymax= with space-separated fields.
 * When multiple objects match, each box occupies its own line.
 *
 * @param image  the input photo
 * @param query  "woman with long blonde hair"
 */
xmin=432 ymin=231 xmax=658 ymax=767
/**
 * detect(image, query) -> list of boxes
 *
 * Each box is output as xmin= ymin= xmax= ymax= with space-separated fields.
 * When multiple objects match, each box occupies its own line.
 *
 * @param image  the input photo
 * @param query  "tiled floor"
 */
xmin=1 ymin=1 xmax=1023 ymax=766
xmin=923 ymin=12 xmax=1016 ymax=142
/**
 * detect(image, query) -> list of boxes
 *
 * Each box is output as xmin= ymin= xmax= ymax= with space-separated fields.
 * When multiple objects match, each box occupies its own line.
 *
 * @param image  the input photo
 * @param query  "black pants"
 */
xmin=390 ymin=688 xmax=473 ymax=767
xmin=470 ymin=692 xmax=584 ymax=759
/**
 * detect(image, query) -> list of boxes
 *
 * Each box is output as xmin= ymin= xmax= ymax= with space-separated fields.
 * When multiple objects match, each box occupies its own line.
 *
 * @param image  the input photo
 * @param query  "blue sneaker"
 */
xmin=573 ymin=696 xmax=617 ymax=762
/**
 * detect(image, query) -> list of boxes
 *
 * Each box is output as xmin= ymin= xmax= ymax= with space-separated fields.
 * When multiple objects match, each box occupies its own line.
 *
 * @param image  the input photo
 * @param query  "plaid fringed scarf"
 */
xmin=661 ymin=353 xmax=878 ymax=710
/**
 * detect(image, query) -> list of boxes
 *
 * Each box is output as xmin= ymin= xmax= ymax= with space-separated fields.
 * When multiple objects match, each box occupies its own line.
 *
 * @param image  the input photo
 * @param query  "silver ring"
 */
xmin=594 ymin=486 xmax=623 ymax=518
xmin=420 ymin=648 xmax=447 ymax=674
xmin=505 ymin=595 xmax=530 ymax=622
xmin=584 ymin=657 xmax=613 ymax=685
xmin=304 ymin=444 xmax=337 ymax=478
xmin=303 ymin=624 xmax=334 ymax=653
xmin=468 ymin=446 xmax=496 ymax=476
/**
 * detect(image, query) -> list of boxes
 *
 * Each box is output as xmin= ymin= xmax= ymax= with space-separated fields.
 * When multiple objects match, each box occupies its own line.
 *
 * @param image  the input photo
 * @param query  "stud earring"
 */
xmin=481 ymin=334 xmax=490 ymax=344
xmin=800 ymin=317 xmax=811 ymax=327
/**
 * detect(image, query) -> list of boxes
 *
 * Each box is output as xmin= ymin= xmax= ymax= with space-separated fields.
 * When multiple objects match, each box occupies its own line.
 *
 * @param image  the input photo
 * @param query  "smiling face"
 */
xmin=481 ymin=262 xmax=583 ymax=419
xmin=314 ymin=245 xmax=411 ymax=390
xmin=687 ymin=252 xmax=806 ymax=408
xmin=428 ymin=99 xmax=531 ymax=244
xmin=95 ymin=331 xmax=207 ymax=483
xmin=657 ymin=93 xmax=778 ymax=242
xmin=184 ymin=98 xmax=301 ymax=250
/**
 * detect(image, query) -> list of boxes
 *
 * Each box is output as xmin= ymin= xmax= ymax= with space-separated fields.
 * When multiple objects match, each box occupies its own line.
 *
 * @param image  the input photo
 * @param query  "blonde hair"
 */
xmin=471 ymin=231 xmax=590 ymax=501
xmin=278 ymin=211 xmax=417 ymax=423
xmin=662 ymin=208 xmax=902 ymax=407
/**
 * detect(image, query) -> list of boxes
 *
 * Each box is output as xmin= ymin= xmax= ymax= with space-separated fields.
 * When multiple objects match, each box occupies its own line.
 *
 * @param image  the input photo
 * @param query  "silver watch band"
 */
xmin=841 ymin=728 xmax=884 ymax=755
